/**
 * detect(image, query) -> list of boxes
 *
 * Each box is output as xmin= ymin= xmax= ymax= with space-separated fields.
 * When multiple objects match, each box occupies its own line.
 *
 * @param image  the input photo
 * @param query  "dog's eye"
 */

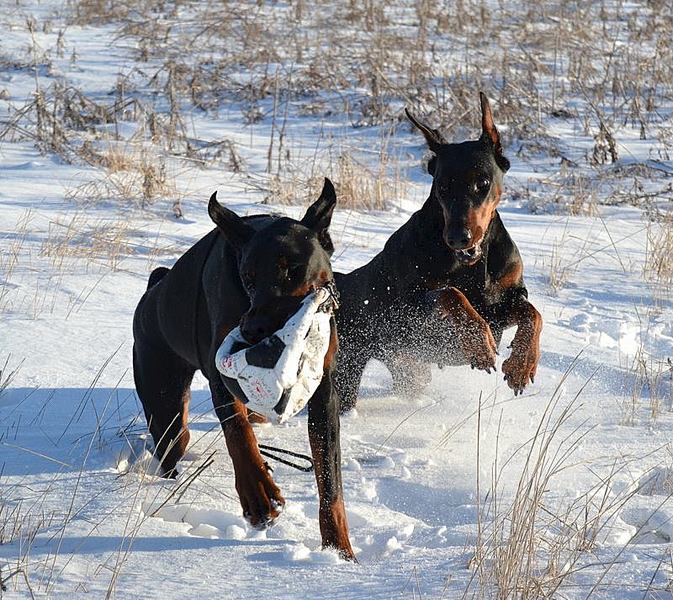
xmin=475 ymin=178 xmax=490 ymax=193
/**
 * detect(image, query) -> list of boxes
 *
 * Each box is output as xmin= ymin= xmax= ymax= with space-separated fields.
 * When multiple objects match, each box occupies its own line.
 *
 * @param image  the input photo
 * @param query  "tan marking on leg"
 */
xmin=224 ymin=397 xmax=284 ymax=528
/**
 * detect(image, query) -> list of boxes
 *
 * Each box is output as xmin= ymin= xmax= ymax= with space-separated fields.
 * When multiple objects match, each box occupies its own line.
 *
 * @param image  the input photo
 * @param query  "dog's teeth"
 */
xmin=455 ymin=244 xmax=483 ymax=262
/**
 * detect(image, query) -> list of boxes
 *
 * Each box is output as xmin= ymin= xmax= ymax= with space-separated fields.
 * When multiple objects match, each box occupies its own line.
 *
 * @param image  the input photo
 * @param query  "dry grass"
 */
xmin=618 ymin=330 xmax=673 ymax=427
xmin=611 ymin=207 xmax=673 ymax=426
xmin=66 ymin=148 xmax=181 ymax=214
xmin=644 ymin=211 xmax=673 ymax=289
xmin=260 ymin=145 xmax=407 ymax=210
xmin=0 ymin=210 xmax=33 ymax=314
xmin=332 ymin=151 xmax=406 ymax=211
xmin=546 ymin=241 xmax=576 ymax=295
xmin=542 ymin=220 xmax=586 ymax=295
xmin=3 ymin=0 xmax=671 ymax=213
xmin=0 ymin=205 xmax=179 ymax=322
xmin=40 ymin=213 xmax=136 ymax=271
xmin=465 ymin=360 xmax=591 ymax=597
xmin=1 ymin=2 xmax=673 ymax=594
xmin=0 ymin=350 xmax=232 ymax=596
xmin=0 ymin=356 xmax=21 ymax=400
xmin=464 ymin=359 xmax=673 ymax=597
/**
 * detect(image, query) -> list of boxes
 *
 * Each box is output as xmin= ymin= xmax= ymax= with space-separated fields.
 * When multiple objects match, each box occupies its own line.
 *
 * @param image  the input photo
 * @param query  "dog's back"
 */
xmin=134 ymin=230 xmax=227 ymax=372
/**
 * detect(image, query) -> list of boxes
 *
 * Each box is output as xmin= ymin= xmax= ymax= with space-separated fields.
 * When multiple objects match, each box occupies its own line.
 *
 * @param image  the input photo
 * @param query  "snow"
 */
xmin=1 ymin=1 xmax=673 ymax=598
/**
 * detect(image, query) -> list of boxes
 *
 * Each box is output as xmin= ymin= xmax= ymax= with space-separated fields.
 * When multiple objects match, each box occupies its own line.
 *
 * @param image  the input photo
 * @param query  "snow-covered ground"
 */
xmin=1 ymin=2 xmax=673 ymax=598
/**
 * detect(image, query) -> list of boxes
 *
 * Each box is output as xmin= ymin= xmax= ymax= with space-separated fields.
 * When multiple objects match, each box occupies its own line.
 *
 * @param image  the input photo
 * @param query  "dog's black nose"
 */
xmin=445 ymin=227 xmax=472 ymax=250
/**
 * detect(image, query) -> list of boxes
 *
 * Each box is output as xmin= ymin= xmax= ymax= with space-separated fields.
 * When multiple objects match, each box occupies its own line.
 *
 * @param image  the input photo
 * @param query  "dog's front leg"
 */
xmin=436 ymin=286 xmax=497 ymax=373
xmin=500 ymin=295 xmax=542 ymax=395
xmin=307 ymin=332 xmax=356 ymax=560
xmin=210 ymin=380 xmax=285 ymax=529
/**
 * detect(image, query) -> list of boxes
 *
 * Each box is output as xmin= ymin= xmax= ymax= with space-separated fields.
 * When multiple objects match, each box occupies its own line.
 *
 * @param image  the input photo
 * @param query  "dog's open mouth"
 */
xmin=454 ymin=241 xmax=483 ymax=264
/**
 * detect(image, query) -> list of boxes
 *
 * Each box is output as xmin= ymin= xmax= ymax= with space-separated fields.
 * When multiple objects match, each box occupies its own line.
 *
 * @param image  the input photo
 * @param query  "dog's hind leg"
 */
xmin=386 ymin=352 xmax=432 ymax=397
xmin=133 ymin=341 xmax=194 ymax=478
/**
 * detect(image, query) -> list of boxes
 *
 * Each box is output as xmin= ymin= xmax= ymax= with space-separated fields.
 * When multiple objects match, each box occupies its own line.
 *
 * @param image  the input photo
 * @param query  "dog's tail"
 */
xmin=147 ymin=267 xmax=170 ymax=290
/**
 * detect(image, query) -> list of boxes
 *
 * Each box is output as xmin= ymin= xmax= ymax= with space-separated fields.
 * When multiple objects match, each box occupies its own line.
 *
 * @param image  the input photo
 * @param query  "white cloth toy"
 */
xmin=215 ymin=286 xmax=337 ymax=424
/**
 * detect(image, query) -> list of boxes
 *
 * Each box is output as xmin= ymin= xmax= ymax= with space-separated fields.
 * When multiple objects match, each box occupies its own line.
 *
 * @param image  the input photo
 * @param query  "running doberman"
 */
xmin=334 ymin=93 xmax=542 ymax=411
xmin=133 ymin=179 xmax=355 ymax=560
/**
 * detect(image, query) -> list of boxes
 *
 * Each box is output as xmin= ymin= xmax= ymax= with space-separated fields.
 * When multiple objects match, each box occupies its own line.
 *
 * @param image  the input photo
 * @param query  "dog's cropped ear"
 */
xmin=405 ymin=109 xmax=446 ymax=176
xmin=301 ymin=177 xmax=337 ymax=255
xmin=479 ymin=92 xmax=510 ymax=173
xmin=405 ymin=108 xmax=446 ymax=153
xmin=208 ymin=192 xmax=255 ymax=249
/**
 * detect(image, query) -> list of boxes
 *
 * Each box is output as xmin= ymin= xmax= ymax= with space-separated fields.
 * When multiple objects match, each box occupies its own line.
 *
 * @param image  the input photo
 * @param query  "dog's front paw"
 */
xmin=236 ymin=464 xmax=285 ymax=529
xmin=502 ymin=306 xmax=542 ymax=395
xmin=502 ymin=343 xmax=539 ymax=395
xmin=327 ymin=542 xmax=358 ymax=562
xmin=457 ymin=317 xmax=497 ymax=373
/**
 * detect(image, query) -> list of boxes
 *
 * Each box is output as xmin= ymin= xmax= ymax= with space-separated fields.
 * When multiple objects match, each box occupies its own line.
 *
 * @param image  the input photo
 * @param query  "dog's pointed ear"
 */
xmin=208 ymin=191 xmax=254 ymax=249
xmin=405 ymin=108 xmax=446 ymax=153
xmin=301 ymin=177 xmax=337 ymax=255
xmin=479 ymin=92 xmax=510 ymax=172
xmin=479 ymin=92 xmax=500 ymax=146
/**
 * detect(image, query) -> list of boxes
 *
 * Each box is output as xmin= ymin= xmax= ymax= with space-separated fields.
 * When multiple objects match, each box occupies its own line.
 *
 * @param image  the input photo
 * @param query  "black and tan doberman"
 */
xmin=334 ymin=93 xmax=542 ymax=411
xmin=133 ymin=178 xmax=355 ymax=560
